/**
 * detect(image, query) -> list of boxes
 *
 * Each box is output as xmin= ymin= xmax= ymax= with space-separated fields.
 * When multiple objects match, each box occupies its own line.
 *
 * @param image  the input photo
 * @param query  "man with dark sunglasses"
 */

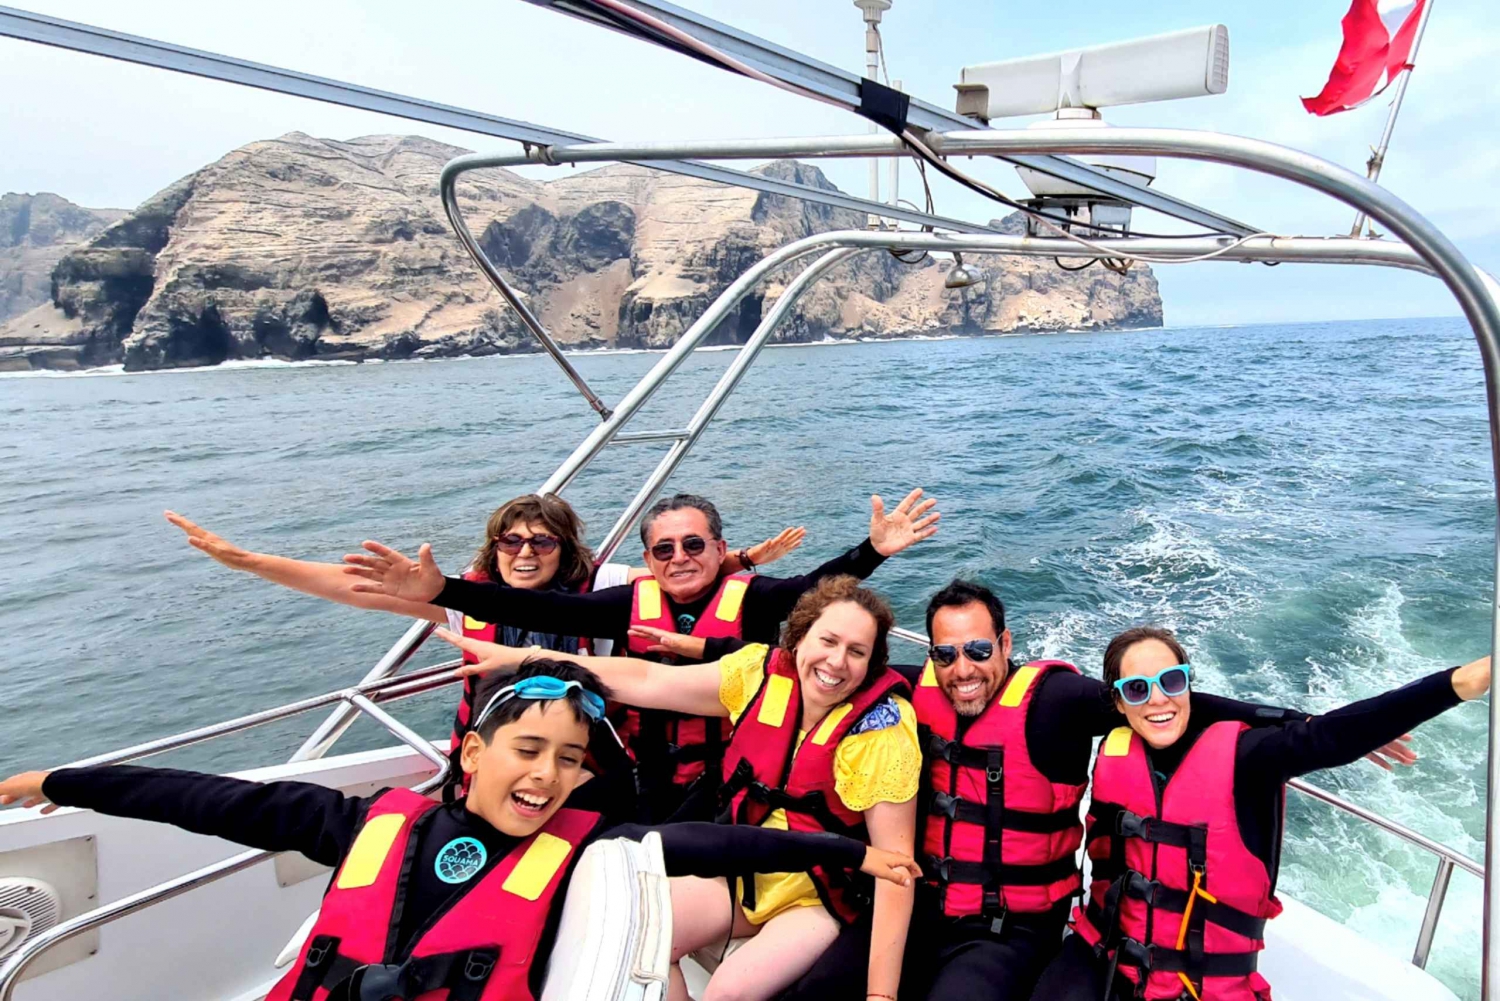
xmin=780 ymin=579 xmax=1406 ymax=1001
xmin=343 ymin=488 xmax=939 ymax=820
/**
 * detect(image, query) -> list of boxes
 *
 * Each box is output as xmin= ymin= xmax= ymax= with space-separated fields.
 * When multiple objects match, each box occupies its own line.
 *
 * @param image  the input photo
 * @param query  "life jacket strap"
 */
xmin=299 ymin=935 xmax=501 ymax=1001
xmin=923 ymin=853 xmax=1078 ymax=888
xmin=1090 ymin=802 xmax=1204 ymax=850
xmin=927 ymin=791 xmax=1079 ymax=833
xmin=1085 ymin=875 xmax=1268 ymax=943
xmin=1109 ymin=935 xmax=1260 ymax=978
xmin=921 ymin=732 xmax=992 ymax=770
xmin=744 ymin=782 xmax=865 ymax=839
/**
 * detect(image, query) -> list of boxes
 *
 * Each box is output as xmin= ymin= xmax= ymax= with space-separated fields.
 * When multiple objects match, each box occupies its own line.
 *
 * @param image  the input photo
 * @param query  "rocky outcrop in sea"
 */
xmin=0 ymin=133 xmax=1162 ymax=372
xmin=0 ymin=193 xmax=126 ymax=325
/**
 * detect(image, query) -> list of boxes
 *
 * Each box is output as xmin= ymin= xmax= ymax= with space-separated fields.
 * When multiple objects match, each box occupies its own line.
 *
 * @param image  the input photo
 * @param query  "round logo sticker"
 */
xmin=435 ymin=837 xmax=487 ymax=884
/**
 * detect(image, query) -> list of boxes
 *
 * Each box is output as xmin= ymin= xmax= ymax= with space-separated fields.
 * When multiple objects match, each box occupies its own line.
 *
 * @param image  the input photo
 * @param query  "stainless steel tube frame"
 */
xmin=289 ymin=617 xmax=439 ymax=763
xmin=0 ymin=684 xmax=455 ymax=998
xmin=438 ymin=160 xmax=612 ymax=420
xmin=590 ymin=249 xmax=861 ymax=563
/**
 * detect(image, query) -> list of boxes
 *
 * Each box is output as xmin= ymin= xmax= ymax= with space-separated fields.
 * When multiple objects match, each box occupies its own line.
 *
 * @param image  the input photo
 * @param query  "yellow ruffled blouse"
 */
xmin=717 ymin=643 xmax=921 ymax=924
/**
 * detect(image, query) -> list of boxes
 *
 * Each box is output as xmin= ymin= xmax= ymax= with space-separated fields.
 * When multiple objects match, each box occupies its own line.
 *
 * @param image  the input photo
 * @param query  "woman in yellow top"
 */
xmin=442 ymin=575 xmax=922 ymax=1001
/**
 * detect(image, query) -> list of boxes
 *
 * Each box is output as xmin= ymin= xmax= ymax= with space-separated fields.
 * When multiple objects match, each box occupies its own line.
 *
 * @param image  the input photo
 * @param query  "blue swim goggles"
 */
xmin=1112 ymin=664 xmax=1192 ymax=706
xmin=473 ymin=676 xmax=622 ymax=746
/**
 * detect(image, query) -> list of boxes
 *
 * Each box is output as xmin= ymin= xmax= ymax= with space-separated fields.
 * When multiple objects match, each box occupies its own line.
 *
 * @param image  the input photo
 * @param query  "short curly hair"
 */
xmin=778 ymin=575 xmax=895 ymax=679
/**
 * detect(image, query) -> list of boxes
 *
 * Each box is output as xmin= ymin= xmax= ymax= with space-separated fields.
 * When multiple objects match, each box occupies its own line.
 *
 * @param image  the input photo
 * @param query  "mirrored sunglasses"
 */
xmin=928 ymin=639 xmax=995 ymax=667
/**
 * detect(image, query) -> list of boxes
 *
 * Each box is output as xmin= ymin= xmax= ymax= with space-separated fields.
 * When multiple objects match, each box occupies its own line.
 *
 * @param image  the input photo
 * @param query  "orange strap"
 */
xmin=1173 ymin=869 xmax=1219 ymax=1001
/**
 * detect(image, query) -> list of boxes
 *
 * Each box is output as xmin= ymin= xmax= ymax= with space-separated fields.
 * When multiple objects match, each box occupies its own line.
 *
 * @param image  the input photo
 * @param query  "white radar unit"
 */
xmin=954 ymin=25 xmax=1230 ymax=236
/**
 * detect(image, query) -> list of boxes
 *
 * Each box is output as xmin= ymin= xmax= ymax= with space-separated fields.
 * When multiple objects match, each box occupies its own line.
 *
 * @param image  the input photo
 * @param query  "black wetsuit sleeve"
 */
xmin=603 ymin=822 xmax=867 ymax=878
xmin=742 ymin=539 xmax=887 ymax=635
xmin=433 ymin=577 xmax=634 ymax=635
xmin=42 ymin=765 xmax=368 ymax=867
xmin=703 ymin=637 xmax=748 ymax=661
xmin=1023 ymin=674 xmax=1307 ymax=787
xmin=1237 ymin=668 xmax=1461 ymax=784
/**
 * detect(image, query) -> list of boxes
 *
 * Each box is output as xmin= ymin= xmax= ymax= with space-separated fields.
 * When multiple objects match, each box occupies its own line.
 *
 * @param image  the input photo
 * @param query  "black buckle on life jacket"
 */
xmin=1117 ymin=936 xmax=1156 ymax=971
xmin=1115 ymin=810 xmax=1151 ymax=840
xmin=927 ymin=855 xmax=953 ymax=884
xmin=1121 ymin=869 xmax=1164 ymax=906
xmin=931 ymin=791 xmax=960 ymax=819
xmin=306 ymin=935 xmax=337 ymax=969
xmin=463 ymin=949 xmax=498 ymax=982
xmin=292 ymin=935 xmax=344 ymax=1001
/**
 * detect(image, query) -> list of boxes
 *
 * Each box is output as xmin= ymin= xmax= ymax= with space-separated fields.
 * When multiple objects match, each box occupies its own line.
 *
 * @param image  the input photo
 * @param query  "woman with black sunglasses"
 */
xmin=1031 ymin=625 xmax=1491 ymax=1001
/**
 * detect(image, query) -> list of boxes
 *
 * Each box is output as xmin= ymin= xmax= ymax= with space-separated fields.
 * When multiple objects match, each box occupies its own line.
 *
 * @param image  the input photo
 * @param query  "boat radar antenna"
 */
xmin=854 ymin=0 xmax=892 ymax=228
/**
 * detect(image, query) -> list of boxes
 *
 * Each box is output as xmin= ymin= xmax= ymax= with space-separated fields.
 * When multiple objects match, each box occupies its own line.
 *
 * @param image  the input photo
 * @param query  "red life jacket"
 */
xmin=623 ymin=572 xmax=752 ymax=788
xmin=716 ymin=646 xmax=911 ymax=924
xmin=267 ymin=789 xmax=604 ymax=1001
xmin=1074 ymin=721 xmax=1282 ymax=1001
xmin=912 ymin=659 xmax=1086 ymax=921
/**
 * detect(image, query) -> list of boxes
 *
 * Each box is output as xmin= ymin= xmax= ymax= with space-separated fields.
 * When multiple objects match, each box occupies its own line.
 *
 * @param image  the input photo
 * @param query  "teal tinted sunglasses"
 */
xmin=1112 ymin=664 xmax=1192 ymax=706
xmin=473 ymin=676 xmax=619 ymax=746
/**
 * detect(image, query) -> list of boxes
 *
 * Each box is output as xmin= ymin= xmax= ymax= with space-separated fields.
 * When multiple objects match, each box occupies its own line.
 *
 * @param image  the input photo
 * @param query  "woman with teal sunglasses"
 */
xmin=1032 ymin=625 xmax=1492 ymax=1001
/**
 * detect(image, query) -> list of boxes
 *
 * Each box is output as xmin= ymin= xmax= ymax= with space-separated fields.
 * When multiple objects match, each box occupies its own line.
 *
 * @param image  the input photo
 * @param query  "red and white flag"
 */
xmin=1302 ymin=0 xmax=1426 ymax=116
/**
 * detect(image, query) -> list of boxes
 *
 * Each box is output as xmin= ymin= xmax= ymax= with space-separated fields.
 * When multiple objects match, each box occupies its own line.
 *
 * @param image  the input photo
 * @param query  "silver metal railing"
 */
xmin=0 ymin=664 xmax=465 ymax=999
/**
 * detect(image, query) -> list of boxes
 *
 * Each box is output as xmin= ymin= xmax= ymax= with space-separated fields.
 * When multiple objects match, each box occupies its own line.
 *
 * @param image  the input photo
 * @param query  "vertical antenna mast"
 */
xmin=854 ymin=0 xmax=891 ymax=228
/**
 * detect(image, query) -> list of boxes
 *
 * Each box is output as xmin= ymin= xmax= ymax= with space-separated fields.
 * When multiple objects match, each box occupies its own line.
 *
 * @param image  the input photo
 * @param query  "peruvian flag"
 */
xmin=1302 ymin=0 xmax=1426 ymax=115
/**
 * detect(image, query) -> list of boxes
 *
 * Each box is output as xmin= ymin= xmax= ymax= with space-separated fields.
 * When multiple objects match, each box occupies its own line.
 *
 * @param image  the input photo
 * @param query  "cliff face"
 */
xmin=0 ymin=133 xmax=1161 ymax=372
xmin=0 ymin=193 xmax=126 ymax=324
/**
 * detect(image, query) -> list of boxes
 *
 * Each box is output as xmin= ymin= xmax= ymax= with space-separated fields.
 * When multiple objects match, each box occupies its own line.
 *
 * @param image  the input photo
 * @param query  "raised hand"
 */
xmin=343 ymin=541 xmax=445 ymax=603
xmin=860 ymin=845 xmax=922 ymax=887
xmin=627 ymin=626 xmax=707 ymax=661
xmin=0 ymin=772 xmax=56 ymax=815
xmin=1363 ymin=733 xmax=1417 ymax=771
xmin=747 ymin=527 xmax=806 ymax=568
xmin=435 ymin=628 xmax=532 ymax=677
xmin=868 ymin=488 xmax=940 ymax=557
xmin=166 ymin=511 xmax=261 ymax=572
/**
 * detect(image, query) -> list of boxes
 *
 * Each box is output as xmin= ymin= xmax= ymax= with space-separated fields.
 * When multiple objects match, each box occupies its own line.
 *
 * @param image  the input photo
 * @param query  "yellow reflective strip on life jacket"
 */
xmin=336 ymin=812 xmax=407 ymax=890
xmin=811 ymin=704 xmax=854 ymax=746
xmin=502 ymin=832 xmax=572 ymax=901
xmin=918 ymin=660 xmax=937 ymax=687
xmin=998 ymin=665 xmax=1041 ymax=707
xmin=715 ymin=578 xmax=749 ymax=622
xmin=463 ymin=615 xmax=488 ymax=632
xmin=1103 ymin=726 xmax=1134 ymax=757
xmin=637 ymin=579 xmax=663 ymax=622
xmin=756 ymin=674 xmax=795 ymax=728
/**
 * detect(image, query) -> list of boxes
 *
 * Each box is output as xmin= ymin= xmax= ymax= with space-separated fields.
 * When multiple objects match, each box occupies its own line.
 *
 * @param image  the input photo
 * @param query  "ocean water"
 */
xmin=0 ymin=318 xmax=1493 ymax=996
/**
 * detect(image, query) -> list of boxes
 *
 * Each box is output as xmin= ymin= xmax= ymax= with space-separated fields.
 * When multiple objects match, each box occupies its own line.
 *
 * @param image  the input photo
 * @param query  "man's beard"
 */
xmin=950 ymin=691 xmax=989 ymax=717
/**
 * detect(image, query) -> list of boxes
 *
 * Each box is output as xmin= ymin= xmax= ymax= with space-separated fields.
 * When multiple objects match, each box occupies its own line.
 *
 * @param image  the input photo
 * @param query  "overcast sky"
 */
xmin=3 ymin=0 xmax=1496 ymax=326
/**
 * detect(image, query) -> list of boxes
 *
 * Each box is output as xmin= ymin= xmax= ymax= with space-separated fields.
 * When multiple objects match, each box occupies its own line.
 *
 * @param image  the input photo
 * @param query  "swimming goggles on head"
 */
xmin=1113 ymin=665 xmax=1192 ymax=706
xmin=928 ymin=639 xmax=995 ymax=666
xmin=472 ymin=676 xmax=622 ymax=747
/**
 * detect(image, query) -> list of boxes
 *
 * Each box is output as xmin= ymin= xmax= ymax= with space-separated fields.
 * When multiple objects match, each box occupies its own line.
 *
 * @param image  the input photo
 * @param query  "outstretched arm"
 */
xmin=2 ymin=766 xmax=365 ymax=866
xmin=1241 ymin=656 xmax=1491 ymax=783
xmin=167 ymin=512 xmax=448 ymax=623
xmin=436 ymin=629 xmax=729 ymax=718
xmin=608 ymin=822 xmax=918 ymax=888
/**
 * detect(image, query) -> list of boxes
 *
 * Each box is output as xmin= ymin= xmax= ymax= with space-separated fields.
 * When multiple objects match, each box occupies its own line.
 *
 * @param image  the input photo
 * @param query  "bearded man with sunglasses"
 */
xmin=344 ymin=488 xmax=939 ymax=821
xmin=780 ymin=580 xmax=1411 ymax=1001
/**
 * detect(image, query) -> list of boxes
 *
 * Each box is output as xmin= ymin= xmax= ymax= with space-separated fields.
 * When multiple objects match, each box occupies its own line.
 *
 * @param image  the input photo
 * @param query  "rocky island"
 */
xmin=0 ymin=133 xmax=1162 ymax=372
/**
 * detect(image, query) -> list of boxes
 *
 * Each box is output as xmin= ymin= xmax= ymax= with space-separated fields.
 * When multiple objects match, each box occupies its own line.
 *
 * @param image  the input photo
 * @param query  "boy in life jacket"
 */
xmin=343 ymin=488 xmax=940 ymax=821
xmin=1031 ymin=626 xmax=1491 ymax=1001
xmin=0 ymin=660 xmax=920 ymax=1001
xmin=781 ymin=581 xmax=1409 ymax=1001
xmin=437 ymin=575 xmax=923 ymax=1001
